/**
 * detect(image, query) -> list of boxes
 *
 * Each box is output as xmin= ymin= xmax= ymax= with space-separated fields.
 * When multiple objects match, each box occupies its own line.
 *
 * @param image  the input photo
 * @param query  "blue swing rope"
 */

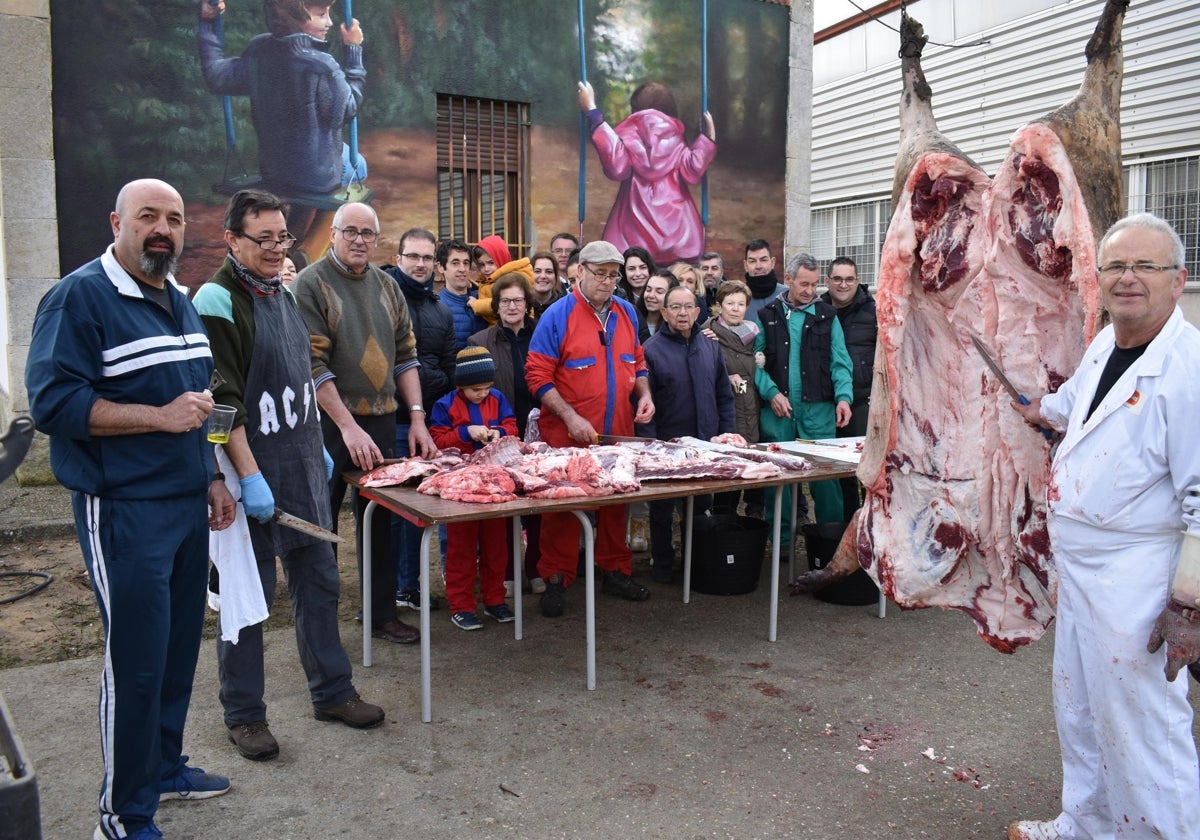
xmin=577 ymin=0 xmax=588 ymax=241
xmin=700 ymin=0 xmax=709 ymax=230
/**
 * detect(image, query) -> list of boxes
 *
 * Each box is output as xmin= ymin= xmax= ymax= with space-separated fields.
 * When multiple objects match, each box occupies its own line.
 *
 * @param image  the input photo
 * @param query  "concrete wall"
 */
xmin=0 ymin=0 xmax=56 ymax=481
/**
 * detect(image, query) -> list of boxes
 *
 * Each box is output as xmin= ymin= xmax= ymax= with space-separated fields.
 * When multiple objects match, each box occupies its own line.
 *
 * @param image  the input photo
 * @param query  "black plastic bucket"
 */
xmin=802 ymin=521 xmax=879 ymax=606
xmin=690 ymin=514 xmax=769 ymax=596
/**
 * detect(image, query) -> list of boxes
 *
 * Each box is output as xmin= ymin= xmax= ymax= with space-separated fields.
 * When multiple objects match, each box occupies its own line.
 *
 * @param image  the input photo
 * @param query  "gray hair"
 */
xmin=1099 ymin=212 xmax=1185 ymax=268
xmin=784 ymin=252 xmax=820 ymax=277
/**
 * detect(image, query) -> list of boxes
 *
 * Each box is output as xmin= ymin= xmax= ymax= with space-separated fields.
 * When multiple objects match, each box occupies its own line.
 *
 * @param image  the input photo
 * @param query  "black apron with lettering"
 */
xmin=244 ymin=288 xmax=332 ymax=556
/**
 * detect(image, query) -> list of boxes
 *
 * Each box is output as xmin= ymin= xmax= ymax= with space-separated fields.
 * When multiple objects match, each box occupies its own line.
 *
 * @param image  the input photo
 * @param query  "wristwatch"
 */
xmin=409 ymin=405 xmax=426 ymax=414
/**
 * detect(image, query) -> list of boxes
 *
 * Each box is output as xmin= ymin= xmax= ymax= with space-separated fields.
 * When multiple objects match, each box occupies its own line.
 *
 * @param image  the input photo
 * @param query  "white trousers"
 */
xmin=1049 ymin=516 xmax=1200 ymax=839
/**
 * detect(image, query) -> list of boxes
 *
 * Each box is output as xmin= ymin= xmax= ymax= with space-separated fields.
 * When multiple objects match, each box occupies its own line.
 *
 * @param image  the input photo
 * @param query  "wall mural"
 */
xmin=51 ymin=0 xmax=788 ymax=289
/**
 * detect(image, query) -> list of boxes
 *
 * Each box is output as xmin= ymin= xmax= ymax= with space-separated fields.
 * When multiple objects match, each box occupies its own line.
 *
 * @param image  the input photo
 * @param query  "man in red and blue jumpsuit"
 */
xmin=525 ymin=240 xmax=656 ymax=617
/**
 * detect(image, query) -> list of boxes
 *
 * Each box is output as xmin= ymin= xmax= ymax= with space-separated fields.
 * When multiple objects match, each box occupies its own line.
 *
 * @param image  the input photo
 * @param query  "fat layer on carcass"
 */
xmin=855 ymin=4 xmax=1123 ymax=653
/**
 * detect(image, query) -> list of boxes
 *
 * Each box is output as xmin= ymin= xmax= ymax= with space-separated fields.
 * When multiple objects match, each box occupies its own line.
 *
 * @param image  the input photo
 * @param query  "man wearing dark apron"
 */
xmin=194 ymin=190 xmax=384 ymax=762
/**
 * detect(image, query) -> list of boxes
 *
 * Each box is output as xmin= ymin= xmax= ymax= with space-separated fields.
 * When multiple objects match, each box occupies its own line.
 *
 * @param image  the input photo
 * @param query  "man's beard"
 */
xmin=139 ymin=237 xmax=178 ymax=280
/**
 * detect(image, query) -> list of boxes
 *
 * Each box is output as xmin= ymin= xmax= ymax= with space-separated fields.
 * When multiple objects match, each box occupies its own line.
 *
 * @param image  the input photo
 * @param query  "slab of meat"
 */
xmin=675 ymin=436 xmax=810 ymax=473
xmin=465 ymin=435 xmax=531 ymax=467
xmin=417 ymin=465 xmax=518 ymax=503
xmin=360 ymin=452 xmax=464 ymax=487
xmin=852 ymin=4 xmax=1123 ymax=653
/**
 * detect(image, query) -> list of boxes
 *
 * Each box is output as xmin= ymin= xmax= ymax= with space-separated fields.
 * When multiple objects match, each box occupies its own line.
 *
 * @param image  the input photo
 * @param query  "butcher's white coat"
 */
xmin=1040 ymin=306 xmax=1200 ymax=838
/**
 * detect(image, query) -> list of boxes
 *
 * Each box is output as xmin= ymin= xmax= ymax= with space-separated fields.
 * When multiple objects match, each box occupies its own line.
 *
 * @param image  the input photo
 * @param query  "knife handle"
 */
xmin=1017 ymin=394 xmax=1054 ymax=440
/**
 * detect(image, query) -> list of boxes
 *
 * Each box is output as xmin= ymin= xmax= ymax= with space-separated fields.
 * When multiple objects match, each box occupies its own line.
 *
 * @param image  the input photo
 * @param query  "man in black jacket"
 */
xmin=820 ymin=257 xmax=877 ymax=519
xmin=384 ymin=228 xmax=456 ymax=609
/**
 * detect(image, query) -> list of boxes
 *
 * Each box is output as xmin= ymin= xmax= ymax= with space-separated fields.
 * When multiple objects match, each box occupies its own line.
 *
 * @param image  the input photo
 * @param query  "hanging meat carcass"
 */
xmin=796 ymin=1 xmax=1126 ymax=653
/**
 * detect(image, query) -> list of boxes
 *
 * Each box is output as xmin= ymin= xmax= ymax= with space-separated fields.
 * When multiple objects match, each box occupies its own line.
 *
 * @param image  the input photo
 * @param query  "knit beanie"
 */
xmin=455 ymin=346 xmax=496 ymax=387
xmin=477 ymin=235 xmax=512 ymax=269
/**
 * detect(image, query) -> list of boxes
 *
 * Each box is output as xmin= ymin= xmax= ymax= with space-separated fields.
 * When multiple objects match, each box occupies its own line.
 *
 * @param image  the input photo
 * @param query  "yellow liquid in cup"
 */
xmin=207 ymin=431 xmax=231 ymax=445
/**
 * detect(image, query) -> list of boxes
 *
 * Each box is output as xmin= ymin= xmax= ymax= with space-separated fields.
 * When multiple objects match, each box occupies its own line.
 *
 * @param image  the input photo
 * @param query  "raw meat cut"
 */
xmin=843 ymin=4 xmax=1123 ymax=653
xmin=360 ymin=452 xmax=464 ymax=487
xmin=417 ymin=465 xmax=518 ymax=503
xmin=675 ymin=437 xmax=811 ymax=473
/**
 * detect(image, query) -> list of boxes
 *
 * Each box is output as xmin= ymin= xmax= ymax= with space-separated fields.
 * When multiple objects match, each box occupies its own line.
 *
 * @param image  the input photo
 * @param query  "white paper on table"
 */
xmin=765 ymin=437 xmax=864 ymax=465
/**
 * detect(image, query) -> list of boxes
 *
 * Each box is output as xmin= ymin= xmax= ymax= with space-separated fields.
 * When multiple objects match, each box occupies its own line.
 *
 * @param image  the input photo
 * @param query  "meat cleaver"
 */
xmin=273 ymin=508 xmax=341 ymax=543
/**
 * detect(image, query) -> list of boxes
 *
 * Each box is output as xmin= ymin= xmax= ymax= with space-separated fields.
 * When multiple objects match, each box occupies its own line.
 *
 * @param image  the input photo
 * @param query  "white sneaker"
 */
xmin=504 ymin=580 xmax=514 ymax=597
xmin=1007 ymin=820 xmax=1061 ymax=840
xmin=530 ymin=576 xmax=546 ymax=594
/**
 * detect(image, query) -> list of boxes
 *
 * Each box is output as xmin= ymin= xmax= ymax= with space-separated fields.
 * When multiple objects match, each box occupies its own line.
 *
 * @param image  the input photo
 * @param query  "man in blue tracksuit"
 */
xmin=25 ymin=179 xmax=233 ymax=840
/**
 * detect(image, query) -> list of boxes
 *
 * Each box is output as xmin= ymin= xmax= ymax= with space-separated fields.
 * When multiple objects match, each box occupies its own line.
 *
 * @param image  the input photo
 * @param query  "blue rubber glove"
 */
xmin=323 ymin=447 xmax=334 ymax=481
xmin=239 ymin=472 xmax=275 ymax=523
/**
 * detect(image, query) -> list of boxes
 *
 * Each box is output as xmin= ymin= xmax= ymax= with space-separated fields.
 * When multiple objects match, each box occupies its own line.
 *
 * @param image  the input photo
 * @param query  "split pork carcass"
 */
xmin=798 ymin=1 xmax=1126 ymax=653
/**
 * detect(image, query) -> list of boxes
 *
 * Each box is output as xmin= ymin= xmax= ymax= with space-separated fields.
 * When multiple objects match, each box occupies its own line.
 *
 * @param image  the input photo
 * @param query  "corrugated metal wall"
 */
xmin=811 ymin=0 xmax=1200 ymax=206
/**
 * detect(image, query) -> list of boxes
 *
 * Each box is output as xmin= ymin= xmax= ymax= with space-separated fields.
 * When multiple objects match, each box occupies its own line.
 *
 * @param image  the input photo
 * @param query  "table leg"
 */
xmin=362 ymin=499 xmax=376 ymax=668
xmin=768 ymin=486 xmax=783 ymax=642
xmin=569 ymin=510 xmax=596 ymax=690
xmin=420 ymin=524 xmax=433 ymax=723
xmin=789 ymin=487 xmax=798 ymax=584
xmin=682 ymin=495 xmax=694 ymax=604
xmin=512 ymin=515 xmax=523 ymax=641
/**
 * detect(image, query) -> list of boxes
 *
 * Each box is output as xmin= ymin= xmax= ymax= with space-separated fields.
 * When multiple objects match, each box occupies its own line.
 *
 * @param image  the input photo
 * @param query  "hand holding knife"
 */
xmin=969 ymin=334 xmax=1054 ymax=441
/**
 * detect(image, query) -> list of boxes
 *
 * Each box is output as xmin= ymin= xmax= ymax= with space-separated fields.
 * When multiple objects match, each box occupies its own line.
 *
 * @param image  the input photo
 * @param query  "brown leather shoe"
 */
xmin=227 ymin=720 xmax=279 ymax=761
xmin=371 ymin=618 xmax=420 ymax=644
xmin=313 ymin=693 xmax=386 ymax=729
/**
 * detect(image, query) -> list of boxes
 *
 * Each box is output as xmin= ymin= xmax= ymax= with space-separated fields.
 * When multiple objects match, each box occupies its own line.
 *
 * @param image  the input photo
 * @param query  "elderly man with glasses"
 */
xmin=526 ymin=240 xmax=656 ymax=616
xmin=292 ymin=201 xmax=435 ymax=646
xmin=637 ymin=285 xmax=736 ymax=582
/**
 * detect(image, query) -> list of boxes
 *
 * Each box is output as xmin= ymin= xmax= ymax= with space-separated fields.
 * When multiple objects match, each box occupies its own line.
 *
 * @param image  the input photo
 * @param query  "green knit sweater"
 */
xmin=292 ymin=253 xmax=419 ymax=416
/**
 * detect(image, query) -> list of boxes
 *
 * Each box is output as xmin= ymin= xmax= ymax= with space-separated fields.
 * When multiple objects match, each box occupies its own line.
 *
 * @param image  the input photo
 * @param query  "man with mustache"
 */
xmin=26 ymin=178 xmax=235 ymax=840
xmin=292 ymin=201 xmax=435 ymax=645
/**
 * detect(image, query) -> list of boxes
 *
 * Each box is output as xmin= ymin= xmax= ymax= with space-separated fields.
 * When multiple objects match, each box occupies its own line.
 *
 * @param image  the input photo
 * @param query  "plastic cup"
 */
xmin=207 ymin=404 xmax=236 ymax=445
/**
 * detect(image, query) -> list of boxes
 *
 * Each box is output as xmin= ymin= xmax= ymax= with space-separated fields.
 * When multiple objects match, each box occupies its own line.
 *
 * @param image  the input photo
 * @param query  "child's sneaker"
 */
xmin=530 ymin=576 xmax=546 ymax=594
xmin=450 ymin=611 xmax=482 ymax=631
xmin=484 ymin=603 xmax=515 ymax=623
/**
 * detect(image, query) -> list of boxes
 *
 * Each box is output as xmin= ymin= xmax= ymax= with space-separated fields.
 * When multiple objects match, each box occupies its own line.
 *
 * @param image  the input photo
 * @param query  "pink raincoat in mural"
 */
xmin=590 ymin=110 xmax=716 ymax=265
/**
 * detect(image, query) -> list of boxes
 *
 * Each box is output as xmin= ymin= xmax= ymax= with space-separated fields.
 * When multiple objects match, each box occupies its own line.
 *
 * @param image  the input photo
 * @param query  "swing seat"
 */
xmin=212 ymin=176 xmax=373 ymax=210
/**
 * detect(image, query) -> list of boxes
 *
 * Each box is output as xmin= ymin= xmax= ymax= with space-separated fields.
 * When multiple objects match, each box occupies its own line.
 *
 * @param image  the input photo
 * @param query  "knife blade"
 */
xmin=595 ymin=434 xmax=651 ymax=445
xmin=272 ymin=508 xmax=342 ymax=543
xmin=969 ymin=334 xmax=1053 ymax=440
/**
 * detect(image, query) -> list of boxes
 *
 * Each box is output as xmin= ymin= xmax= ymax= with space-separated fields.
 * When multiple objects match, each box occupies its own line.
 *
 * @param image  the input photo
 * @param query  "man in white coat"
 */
xmin=1009 ymin=212 xmax=1200 ymax=840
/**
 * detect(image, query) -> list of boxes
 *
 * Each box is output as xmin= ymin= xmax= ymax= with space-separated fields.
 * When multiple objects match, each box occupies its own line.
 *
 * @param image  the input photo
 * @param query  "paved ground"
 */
xmin=1 ymin=478 xmax=1195 ymax=839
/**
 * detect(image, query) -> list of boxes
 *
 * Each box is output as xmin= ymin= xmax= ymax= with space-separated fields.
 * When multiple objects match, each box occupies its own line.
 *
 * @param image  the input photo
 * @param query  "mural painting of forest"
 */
xmin=51 ymin=0 xmax=788 ymax=288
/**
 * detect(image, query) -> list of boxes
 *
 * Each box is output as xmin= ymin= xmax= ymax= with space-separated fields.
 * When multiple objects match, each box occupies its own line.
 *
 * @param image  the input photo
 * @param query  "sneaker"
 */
xmin=504 ymin=580 xmax=515 ymax=597
xmin=540 ymin=574 xmax=565 ymax=617
xmin=602 ymin=570 xmax=651 ymax=602
xmin=484 ymin=603 xmax=515 ymax=623
xmin=530 ymin=576 xmax=546 ymax=594
xmin=1007 ymin=820 xmax=1062 ymax=840
xmin=226 ymin=720 xmax=279 ymax=761
xmin=396 ymin=589 xmax=442 ymax=610
xmin=451 ymin=611 xmax=483 ymax=630
xmin=158 ymin=763 xmax=231 ymax=801
xmin=95 ymin=824 xmax=163 ymax=840
xmin=314 ymin=693 xmax=385 ymax=729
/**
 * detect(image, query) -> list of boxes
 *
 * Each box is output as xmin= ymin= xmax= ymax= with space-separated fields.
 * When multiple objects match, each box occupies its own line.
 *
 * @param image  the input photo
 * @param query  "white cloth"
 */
xmin=207 ymin=448 xmax=270 ymax=643
xmin=1039 ymin=306 xmax=1200 ymax=838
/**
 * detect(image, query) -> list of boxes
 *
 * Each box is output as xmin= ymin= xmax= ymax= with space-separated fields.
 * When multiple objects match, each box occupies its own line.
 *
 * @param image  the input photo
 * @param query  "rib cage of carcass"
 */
xmin=853 ymin=1 xmax=1127 ymax=652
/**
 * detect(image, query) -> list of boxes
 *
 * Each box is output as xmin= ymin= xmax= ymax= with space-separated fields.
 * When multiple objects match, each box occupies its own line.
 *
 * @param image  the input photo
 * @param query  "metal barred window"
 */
xmin=810 ymin=198 xmax=891 ymax=287
xmin=1125 ymin=156 xmax=1200 ymax=281
xmin=436 ymin=95 xmax=531 ymax=255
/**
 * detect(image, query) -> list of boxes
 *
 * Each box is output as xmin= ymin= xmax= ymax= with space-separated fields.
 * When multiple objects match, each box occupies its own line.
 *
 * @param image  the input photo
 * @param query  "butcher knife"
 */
xmin=272 ymin=508 xmax=342 ymax=543
xmin=969 ymin=334 xmax=1054 ymax=440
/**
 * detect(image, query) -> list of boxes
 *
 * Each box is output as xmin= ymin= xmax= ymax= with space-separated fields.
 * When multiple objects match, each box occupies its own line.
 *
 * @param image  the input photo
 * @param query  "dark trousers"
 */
xmin=323 ymin=412 xmax=397 ymax=627
xmin=649 ymin=495 xmax=711 ymax=571
xmin=217 ymin=540 xmax=354 ymax=725
xmin=76 ymin=493 xmax=208 ymax=839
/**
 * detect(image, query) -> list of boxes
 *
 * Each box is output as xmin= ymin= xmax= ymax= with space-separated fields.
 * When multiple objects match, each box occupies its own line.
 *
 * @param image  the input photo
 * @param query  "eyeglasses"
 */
xmin=1098 ymin=261 xmax=1178 ymax=279
xmin=552 ymin=247 xmax=574 ymax=255
xmin=238 ymin=232 xmax=297 ymax=251
xmin=333 ymin=226 xmax=378 ymax=243
xmin=666 ymin=303 xmax=697 ymax=312
xmin=828 ymin=275 xmax=857 ymax=285
xmin=584 ymin=265 xmax=621 ymax=282
xmin=497 ymin=297 xmax=526 ymax=307
xmin=400 ymin=253 xmax=435 ymax=263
